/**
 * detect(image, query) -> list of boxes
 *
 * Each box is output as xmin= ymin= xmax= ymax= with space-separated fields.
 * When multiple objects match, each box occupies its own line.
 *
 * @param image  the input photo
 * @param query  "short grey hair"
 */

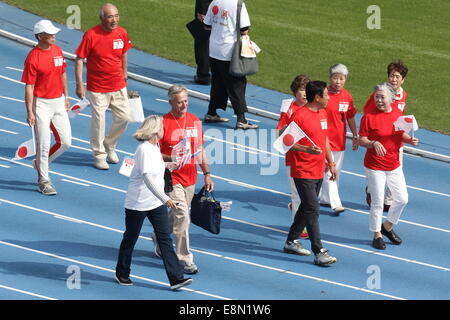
xmin=373 ymin=82 xmax=396 ymax=102
xmin=329 ymin=63 xmax=349 ymax=77
xmin=168 ymin=84 xmax=188 ymax=101
xmin=133 ymin=115 xmax=162 ymax=142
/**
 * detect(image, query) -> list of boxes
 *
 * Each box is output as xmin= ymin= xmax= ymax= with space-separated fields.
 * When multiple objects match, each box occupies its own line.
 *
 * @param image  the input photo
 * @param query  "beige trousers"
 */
xmin=87 ymin=87 xmax=129 ymax=160
xmin=167 ymin=183 xmax=196 ymax=265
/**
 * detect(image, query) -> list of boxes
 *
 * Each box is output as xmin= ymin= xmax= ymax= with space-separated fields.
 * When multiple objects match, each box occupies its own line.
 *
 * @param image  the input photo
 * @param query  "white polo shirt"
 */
xmin=125 ymin=141 xmax=165 ymax=211
xmin=204 ymin=0 xmax=251 ymax=61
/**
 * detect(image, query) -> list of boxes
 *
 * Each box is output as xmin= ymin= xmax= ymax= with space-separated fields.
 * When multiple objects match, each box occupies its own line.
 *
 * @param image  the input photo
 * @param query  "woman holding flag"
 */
xmin=359 ymin=82 xmax=419 ymax=250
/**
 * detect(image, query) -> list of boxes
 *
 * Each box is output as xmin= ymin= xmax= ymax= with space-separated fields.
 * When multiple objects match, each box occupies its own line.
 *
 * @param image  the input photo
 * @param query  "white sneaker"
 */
xmin=106 ymin=151 xmax=119 ymax=164
xmin=283 ymin=239 xmax=311 ymax=256
xmin=38 ymin=180 xmax=57 ymax=196
xmin=314 ymin=248 xmax=337 ymax=266
xmin=94 ymin=159 xmax=109 ymax=170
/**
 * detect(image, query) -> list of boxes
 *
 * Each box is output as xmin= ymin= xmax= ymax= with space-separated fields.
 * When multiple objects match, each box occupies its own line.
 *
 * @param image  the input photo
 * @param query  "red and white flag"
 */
xmin=13 ymin=131 xmax=36 ymax=160
xmin=279 ymin=98 xmax=293 ymax=113
xmin=273 ymin=121 xmax=307 ymax=154
xmin=68 ymin=97 xmax=89 ymax=118
xmin=394 ymin=115 xmax=418 ymax=134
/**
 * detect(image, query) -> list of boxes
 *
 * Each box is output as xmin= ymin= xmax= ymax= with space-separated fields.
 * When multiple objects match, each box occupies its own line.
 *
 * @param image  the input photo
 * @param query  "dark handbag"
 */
xmin=190 ymin=186 xmax=222 ymax=234
xmin=164 ymin=168 xmax=173 ymax=193
xmin=229 ymin=0 xmax=258 ymax=77
xmin=186 ymin=18 xmax=211 ymax=42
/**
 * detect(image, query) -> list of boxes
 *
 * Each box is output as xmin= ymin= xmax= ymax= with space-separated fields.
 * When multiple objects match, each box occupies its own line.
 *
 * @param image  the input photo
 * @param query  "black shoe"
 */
xmin=365 ymin=186 xmax=371 ymax=206
xmin=170 ymin=278 xmax=193 ymax=290
xmin=372 ymin=237 xmax=386 ymax=250
xmin=383 ymin=204 xmax=391 ymax=212
xmin=115 ymin=273 xmax=133 ymax=286
xmin=381 ymin=224 xmax=402 ymax=245
xmin=194 ymin=75 xmax=210 ymax=85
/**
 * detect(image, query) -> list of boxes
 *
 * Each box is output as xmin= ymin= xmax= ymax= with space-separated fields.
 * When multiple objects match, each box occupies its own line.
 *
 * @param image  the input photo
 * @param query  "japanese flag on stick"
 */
xmin=68 ymin=97 xmax=89 ymax=118
xmin=280 ymin=98 xmax=293 ymax=113
xmin=394 ymin=115 xmax=419 ymax=136
xmin=273 ymin=121 xmax=310 ymax=154
xmin=13 ymin=129 xmax=36 ymax=160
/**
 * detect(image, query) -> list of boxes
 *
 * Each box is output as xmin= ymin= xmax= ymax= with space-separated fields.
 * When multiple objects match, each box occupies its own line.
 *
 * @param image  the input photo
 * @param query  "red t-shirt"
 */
xmin=276 ymin=100 xmax=303 ymax=167
xmin=75 ymin=25 xmax=132 ymax=93
xmin=325 ymin=88 xmax=357 ymax=151
xmin=359 ymin=108 xmax=404 ymax=171
xmin=289 ymin=107 xmax=328 ymax=179
xmin=159 ymin=112 xmax=204 ymax=187
xmin=363 ymin=88 xmax=407 ymax=115
xmin=21 ymin=44 xmax=66 ymax=99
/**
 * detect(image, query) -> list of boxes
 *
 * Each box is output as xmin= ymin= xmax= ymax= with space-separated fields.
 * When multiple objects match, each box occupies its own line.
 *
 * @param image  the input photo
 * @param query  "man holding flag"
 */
xmin=276 ymin=80 xmax=338 ymax=266
xmin=21 ymin=19 xmax=72 ymax=195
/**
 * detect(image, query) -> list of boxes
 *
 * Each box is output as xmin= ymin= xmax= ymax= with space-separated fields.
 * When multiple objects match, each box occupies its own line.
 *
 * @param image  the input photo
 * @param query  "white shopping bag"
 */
xmin=119 ymin=157 xmax=135 ymax=177
xmin=128 ymin=96 xmax=145 ymax=123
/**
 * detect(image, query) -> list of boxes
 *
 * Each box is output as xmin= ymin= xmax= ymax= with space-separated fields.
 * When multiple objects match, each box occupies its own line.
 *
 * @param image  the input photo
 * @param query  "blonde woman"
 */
xmin=115 ymin=115 xmax=192 ymax=290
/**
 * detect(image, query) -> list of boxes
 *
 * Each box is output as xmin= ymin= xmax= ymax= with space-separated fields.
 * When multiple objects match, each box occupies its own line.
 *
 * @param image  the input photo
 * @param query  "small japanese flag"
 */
xmin=280 ymin=98 xmax=293 ymax=113
xmin=13 ymin=131 xmax=36 ymax=160
xmin=119 ymin=157 xmax=135 ymax=177
xmin=273 ymin=121 xmax=307 ymax=154
xmin=68 ymin=97 xmax=89 ymax=118
xmin=394 ymin=115 xmax=418 ymax=134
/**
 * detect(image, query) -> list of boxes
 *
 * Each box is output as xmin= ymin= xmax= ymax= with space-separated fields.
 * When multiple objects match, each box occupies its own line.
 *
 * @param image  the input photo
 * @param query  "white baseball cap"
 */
xmin=34 ymin=20 xmax=61 ymax=35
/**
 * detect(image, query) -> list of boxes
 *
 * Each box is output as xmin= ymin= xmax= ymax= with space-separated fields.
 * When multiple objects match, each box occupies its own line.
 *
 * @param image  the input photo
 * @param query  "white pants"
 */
xmin=34 ymin=96 xmax=72 ymax=182
xmin=364 ymin=166 xmax=408 ymax=232
xmin=87 ymin=88 xmax=129 ymax=160
xmin=384 ymin=147 xmax=404 ymax=205
xmin=319 ymin=150 xmax=344 ymax=209
xmin=286 ymin=166 xmax=300 ymax=221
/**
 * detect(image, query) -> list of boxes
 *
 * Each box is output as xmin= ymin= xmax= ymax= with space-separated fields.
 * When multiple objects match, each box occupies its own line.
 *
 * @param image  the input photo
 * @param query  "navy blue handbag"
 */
xmin=190 ymin=187 xmax=222 ymax=234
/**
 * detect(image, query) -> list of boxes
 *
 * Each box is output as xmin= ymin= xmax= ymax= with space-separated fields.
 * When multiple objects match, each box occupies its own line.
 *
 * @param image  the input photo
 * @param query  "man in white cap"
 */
xmin=21 ymin=19 xmax=72 ymax=195
xmin=75 ymin=3 xmax=132 ymax=170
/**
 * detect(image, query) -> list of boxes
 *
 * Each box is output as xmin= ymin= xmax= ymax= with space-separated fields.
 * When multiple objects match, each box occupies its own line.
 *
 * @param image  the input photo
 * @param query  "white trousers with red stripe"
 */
xmin=34 ymin=95 xmax=71 ymax=182
xmin=364 ymin=166 xmax=408 ymax=232
xmin=319 ymin=150 xmax=344 ymax=209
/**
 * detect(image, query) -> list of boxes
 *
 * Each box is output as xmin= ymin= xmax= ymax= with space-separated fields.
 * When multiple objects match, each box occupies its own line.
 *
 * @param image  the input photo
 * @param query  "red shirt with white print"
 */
xmin=289 ymin=106 xmax=328 ymax=179
xmin=363 ymin=88 xmax=407 ymax=115
xmin=325 ymin=88 xmax=357 ymax=151
xmin=75 ymin=25 xmax=132 ymax=92
xmin=22 ymin=44 xmax=66 ymax=99
xmin=159 ymin=112 xmax=204 ymax=187
xmin=359 ymin=108 xmax=403 ymax=171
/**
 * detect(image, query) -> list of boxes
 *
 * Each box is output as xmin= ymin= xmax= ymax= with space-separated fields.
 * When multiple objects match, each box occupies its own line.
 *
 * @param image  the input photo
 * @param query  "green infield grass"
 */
xmin=2 ymin=0 xmax=449 ymax=134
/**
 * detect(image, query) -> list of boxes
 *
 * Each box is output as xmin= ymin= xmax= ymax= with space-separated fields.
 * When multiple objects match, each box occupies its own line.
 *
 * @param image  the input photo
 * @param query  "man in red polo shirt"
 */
xmin=75 ymin=3 xmax=132 ymax=170
xmin=155 ymin=85 xmax=214 ymax=275
xmin=22 ymin=19 xmax=72 ymax=195
xmin=282 ymin=81 xmax=338 ymax=266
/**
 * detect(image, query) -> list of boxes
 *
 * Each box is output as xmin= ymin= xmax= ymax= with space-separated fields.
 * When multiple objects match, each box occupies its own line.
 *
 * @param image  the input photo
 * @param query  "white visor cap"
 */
xmin=34 ymin=20 xmax=61 ymax=35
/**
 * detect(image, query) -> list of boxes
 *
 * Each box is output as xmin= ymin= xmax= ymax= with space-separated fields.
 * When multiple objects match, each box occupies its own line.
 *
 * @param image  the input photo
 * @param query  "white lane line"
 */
xmin=0 ymin=74 xmax=23 ymax=84
xmin=2 ymin=194 xmax=449 ymax=277
xmin=0 ymin=164 xmax=10 ymax=168
xmin=231 ymin=146 xmax=260 ymax=155
xmin=0 ymin=198 xmax=406 ymax=300
xmin=0 ymin=239 xmax=229 ymax=300
xmin=0 ymin=284 xmax=57 ymax=300
xmin=0 ymin=128 xmax=18 ymax=134
xmin=5 ymin=67 xmax=23 ymax=72
xmin=61 ymin=178 xmax=90 ymax=187
xmin=232 ymin=115 xmax=261 ymax=123
xmin=0 ymin=95 xmax=23 ymax=102
xmin=155 ymin=98 xmax=168 ymax=103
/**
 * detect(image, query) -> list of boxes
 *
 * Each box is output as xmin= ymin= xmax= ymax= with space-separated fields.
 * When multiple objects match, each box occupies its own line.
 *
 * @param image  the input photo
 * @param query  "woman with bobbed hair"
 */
xmin=359 ymin=83 xmax=418 ymax=250
xmin=115 ymin=115 xmax=193 ymax=290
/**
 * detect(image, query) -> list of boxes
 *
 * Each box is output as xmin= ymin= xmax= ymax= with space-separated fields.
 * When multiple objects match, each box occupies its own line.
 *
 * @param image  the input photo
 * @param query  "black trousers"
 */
xmin=287 ymin=178 xmax=324 ymax=254
xmin=116 ymin=206 xmax=184 ymax=286
xmin=194 ymin=38 xmax=210 ymax=79
xmin=208 ymin=57 xmax=248 ymax=116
